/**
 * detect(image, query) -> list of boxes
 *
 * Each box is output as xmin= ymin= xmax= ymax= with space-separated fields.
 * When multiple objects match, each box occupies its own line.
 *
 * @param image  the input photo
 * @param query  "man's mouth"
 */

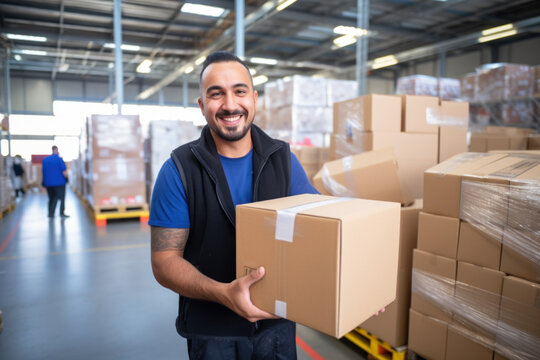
xmin=217 ymin=111 xmax=247 ymax=124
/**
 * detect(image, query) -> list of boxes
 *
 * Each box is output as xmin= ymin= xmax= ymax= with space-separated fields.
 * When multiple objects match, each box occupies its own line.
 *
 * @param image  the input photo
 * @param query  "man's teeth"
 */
xmin=221 ymin=115 xmax=241 ymax=122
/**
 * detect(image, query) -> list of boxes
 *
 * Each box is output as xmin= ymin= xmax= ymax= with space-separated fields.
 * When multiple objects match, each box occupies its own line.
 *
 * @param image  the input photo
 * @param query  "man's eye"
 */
xmin=210 ymin=92 xmax=222 ymax=97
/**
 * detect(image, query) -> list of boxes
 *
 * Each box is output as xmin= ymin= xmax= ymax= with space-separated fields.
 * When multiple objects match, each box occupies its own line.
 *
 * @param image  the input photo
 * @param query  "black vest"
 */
xmin=170 ymin=124 xmax=291 ymax=338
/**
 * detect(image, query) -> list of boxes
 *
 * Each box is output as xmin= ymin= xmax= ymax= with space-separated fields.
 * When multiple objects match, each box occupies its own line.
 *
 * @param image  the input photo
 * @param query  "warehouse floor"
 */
xmin=0 ymin=189 xmax=366 ymax=360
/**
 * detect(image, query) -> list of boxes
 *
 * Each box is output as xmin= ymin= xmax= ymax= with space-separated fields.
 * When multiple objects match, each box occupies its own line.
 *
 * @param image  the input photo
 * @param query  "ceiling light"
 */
xmin=58 ymin=63 xmax=69 ymax=72
xmin=276 ymin=0 xmax=297 ymax=11
xmin=253 ymin=75 xmax=269 ymax=86
xmin=481 ymin=23 xmax=514 ymax=36
xmin=104 ymin=43 xmax=140 ymax=52
xmin=333 ymin=35 xmax=357 ymax=48
xmin=14 ymin=54 xmax=22 ymax=61
xmin=478 ymin=29 xmax=517 ymax=43
xmin=15 ymin=49 xmax=47 ymax=56
xmin=181 ymin=3 xmax=225 ymax=17
xmin=250 ymin=57 xmax=278 ymax=65
xmin=5 ymin=33 xmax=47 ymax=42
xmin=333 ymin=26 xmax=368 ymax=37
xmin=372 ymin=55 xmax=398 ymax=69
xmin=136 ymin=59 xmax=152 ymax=73
xmin=194 ymin=56 xmax=206 ymax=66
xmin=249 ymin=68 xmax=257 ymax=75
xmin=185 ymin=66 xmax=194 ymax=74
xmin=108 ymin=62 xmax=114 ymax=69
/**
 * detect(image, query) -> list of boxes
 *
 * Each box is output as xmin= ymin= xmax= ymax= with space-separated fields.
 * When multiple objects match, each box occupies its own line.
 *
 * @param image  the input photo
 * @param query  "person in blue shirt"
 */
xmin=149 ymin=51 xmax=318 ymax=360
xmin=42 ymin=145 xmax=69 ymax=218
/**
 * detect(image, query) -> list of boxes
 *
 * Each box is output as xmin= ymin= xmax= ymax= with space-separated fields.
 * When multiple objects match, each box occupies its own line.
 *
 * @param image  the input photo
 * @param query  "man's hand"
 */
xmin=219 ymin=266 xmax=279 ymax=322
xmin=374 ymin=307 xmax=386 ymax=316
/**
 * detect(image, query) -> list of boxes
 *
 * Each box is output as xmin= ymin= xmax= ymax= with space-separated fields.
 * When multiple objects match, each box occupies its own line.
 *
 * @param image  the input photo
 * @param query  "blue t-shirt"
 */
xmin=149 ymin=150 xmax=319 ymax=229
xmin=42 ymin=154 xmax=67 ymax=187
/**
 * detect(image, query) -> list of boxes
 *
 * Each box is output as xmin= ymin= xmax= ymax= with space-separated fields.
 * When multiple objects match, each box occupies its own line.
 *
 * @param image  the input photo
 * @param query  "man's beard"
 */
xmin=210 ymin=110 xmax=253 ymax=142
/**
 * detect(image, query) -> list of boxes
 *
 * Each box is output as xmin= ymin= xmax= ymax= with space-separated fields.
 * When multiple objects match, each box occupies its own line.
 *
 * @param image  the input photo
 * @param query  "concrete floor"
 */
xmin=0 ymin=188 xmax=367 ymax=360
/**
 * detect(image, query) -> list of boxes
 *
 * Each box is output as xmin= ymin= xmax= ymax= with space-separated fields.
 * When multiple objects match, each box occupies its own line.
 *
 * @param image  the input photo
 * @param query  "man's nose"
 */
xmin=222 ymin=92 xmax=237 ymax=110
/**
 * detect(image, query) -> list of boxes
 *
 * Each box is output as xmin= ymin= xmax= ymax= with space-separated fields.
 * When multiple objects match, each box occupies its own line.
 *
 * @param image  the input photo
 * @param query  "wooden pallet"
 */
xmin=0 ymin=203 xmax=15 ymax=219
xmin=344 ymin=328 xmax=407 ymax=360
xmin=92 ymin=203 xmax=149 ymax=226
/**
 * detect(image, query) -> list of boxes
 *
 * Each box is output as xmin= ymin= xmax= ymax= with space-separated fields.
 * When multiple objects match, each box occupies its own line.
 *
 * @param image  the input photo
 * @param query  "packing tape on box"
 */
xmin=275 ymin=197 xmax=352 ymax=242
xmin=426 ymin=106 xmax=468 ymax=127
xmin=275 ymin=300 xmax=287 ymax=318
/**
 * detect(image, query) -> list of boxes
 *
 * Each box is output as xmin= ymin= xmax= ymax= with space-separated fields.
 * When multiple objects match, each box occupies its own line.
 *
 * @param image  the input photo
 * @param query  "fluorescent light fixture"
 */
xmin=58 ymin=63 xmax=69 ymax=72
xmin=136 ymin=59 xmax=152 ymax=73
xmin=194 ymin=56 xmax=206 ymax=66
xmin=14 ymin=54 xmax=22 ymax=61
xmin=481 ymin=23 xmax=514 ymax=36
xmin=478 ymin=29 xmax=517 ymax=43
xmin=181 ymin=3 xmax=225 ymax=17
xmin=333 ymin=26 xmax=368 ymax=37
xmin=104 ymin=43 xmax=140 ymax=51
xmin=108 ymin=62 xmax=114 ymax=69
xmin=277 ymin=0 xmax=297 ymax=11
xmin=333 ymin=35 xmax=357 ymax=48
xmin=253 ymin=75 xmax=268 ymax=86
xmin=372 ymin=55 xmax=398 ymax=69
xmin=249 ymin=68 xmax=257 ymax=75
xmin=17 ymin=49 xmax=47 ymax=56
xmin=6 ymin=33 xmax=47 ymax=42
xmin=250 ymin=57 xmax=278 ymax=65
xmin=185 ymin=66 xmax=194 ymax=74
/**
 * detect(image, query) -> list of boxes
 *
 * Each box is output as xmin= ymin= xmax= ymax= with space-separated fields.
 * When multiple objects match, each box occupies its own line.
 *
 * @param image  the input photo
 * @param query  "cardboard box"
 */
xmin=411 ymin=249 xmax=457 ymax=322
xmin=469 ymin=133 xmax=488 ymax=152
xmin=500 ymin=227 xmax=540 ymax=283
xmin=457 ymin=222 xmax=502 ymax=270
xmin=89 ymin=115 xmax=143 ymax=159
xmin=236 ymin=194 xmax=401 ymax=338
xmin=527 ymin=134 xmax=540 ymax=150
xmin=496 ymin=276 xmax=540 ymax=360
xmin=312 ymin=148 xmax=413 ymax=205
xmin=333 ymin=94 xmax=402 ymax=134
xmin=440 ymin=125 xmax=468 ymax=163
xmin=401 ymin=95 xmax=440 ymax=133
xmin=446 ymin=326 xmax=493 ymax=360
xmin=408 ymin=308 xmax=448 ymax=360
xmin=423 ymin=153 xmax=507 ymax=218
xmin=359 ymin=200 xmax=422 ymax=347
xmin=417 ymin=211 xmax=461 ymax=259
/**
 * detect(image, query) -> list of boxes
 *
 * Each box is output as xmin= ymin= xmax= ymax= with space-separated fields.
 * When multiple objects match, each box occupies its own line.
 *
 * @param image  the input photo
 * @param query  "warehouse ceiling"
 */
xmin=1 ymin=0 xmax=540 ymax=94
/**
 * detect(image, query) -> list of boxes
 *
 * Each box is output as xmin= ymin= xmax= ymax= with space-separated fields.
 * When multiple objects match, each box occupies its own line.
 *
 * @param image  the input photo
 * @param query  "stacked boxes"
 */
xmin=331 ymin=94 xmax=468 ymax=198
xmin=408 ymin=152 xmax=540 ymax=360
xmin=396 ymin=75 xmax=461 ymax=100
xmin=469 ymin=126 xmax=535 ymax=152
xmin=86 ymin=115 xmax=146 ymax=208
xmin=0 ymin=155 xmax=14 ymax=211
xmin=262 ymin=76 xmax=357 ymax=147
xmin=147 ymin=120 xmax=200 ymax=200
xmin=290 ymin=145 xmax=328 ymax=181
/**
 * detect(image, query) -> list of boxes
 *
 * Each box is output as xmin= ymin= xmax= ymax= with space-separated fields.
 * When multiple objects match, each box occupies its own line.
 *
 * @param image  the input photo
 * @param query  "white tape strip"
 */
xmin=342 ymin=155 xmax=353 ymax=172
xmin=275 ymin=197 xmax=352 ymax=242
xmin=275 ymin=300 xmax=287 ymax=318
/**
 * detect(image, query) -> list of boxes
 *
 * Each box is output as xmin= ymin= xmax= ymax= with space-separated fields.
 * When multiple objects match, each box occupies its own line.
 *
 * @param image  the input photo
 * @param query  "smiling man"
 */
xmin=149 ymin=51 xmax=318 ymax=359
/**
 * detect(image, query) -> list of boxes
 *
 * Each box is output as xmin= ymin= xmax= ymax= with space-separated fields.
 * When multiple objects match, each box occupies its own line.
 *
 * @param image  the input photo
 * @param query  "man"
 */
xmin=12 ymin=155 xmax=26 ymax=197
xmin=149 ymin=51 xmax=318 ymax=359
xmin=42 ymin=145 xmax=69 ymax=218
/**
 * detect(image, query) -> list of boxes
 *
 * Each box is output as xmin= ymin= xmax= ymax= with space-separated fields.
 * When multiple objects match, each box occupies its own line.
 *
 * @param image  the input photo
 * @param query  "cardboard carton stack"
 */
xmin=535 ymin=65 xmax=540 ymax=124
xmin=469 ymin=126 xmax=535 ymax=152
xmin=86 ymin=115 xmax=146 ymax=209
xmin=236 ymin=194 xmax=401 ymax=338
xmin=408 ymin=152 xmax=540 ymax=360
xmin=464 ymin=63 xmax=536 ymax=126
xmin=330 ymin=94 xmax=468 ymax=198
xmin=0 ymin=155 xmax=14 ymax=211
xmin=146 ymin=120 xmax=200 ymax=200
xmin=396 ymin=75 xmax=461 ymax=100
xmin=262 ymin=76 xmax=357 ymax=147
xmin=290 ymin=145 xmax=328 ymax=181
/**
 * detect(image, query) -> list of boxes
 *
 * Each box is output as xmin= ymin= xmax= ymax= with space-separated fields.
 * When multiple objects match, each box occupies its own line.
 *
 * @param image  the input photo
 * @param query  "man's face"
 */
xmin=198 ymin=61 xmax=257 ymax=142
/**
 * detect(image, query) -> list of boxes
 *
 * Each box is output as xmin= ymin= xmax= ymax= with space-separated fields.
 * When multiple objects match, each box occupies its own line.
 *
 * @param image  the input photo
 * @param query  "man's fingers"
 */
xmin=244 ymin=266 xmax=265 ymax=286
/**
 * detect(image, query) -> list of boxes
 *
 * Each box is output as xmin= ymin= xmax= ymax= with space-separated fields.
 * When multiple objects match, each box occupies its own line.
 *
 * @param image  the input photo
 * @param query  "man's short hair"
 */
xmin=52 ymin=145 xmax=58 ymax=152
xmin=199 ymin=51 xmax=253 ymax=87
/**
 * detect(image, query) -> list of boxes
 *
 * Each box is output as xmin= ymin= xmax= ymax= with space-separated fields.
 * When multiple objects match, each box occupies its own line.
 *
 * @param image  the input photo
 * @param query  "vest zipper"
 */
xmin=253 ymin=145 xmax=281 ymax=199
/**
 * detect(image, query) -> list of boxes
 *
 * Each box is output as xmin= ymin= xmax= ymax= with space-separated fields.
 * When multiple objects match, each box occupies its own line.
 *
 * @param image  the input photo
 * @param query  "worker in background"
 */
xmin=42 ymin=145 xmax=69 ymax=219
xmin=12 ymin=155 xmax=25 ymax=197
xmin=149 ymin=51 xmax=318 ymax=359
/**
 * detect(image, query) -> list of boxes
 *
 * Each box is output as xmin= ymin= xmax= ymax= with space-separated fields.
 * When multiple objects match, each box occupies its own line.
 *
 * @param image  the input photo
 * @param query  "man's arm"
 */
xmin=150 ymin=226 xmax=277 ymax=322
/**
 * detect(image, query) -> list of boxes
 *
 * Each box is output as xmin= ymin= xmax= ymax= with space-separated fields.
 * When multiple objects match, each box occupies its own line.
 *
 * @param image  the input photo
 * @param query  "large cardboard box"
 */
xmin=401 ymin=95 xmax=440 ymax=133
xmin=423 ymin=153 xmax=507 ymax=218
xmin=440 ymin=125 xmax=468 ymax=163
xmin=411 ymin=249 xmax=457 ymax=322
xmin=359 ymin=200 xmax=422 ymax=347
xmin=446 ymin=326 xmax=493 ymax=360
xmin=417 ymin=211 xmax=461 ymax=259
xmin=500 ymin=227 xmax=540 ymax=283
xmin=236 ymin=194 xmax=401 ymax=338
xmin=312 ymin=148 xmax=413 ymax=205
xmin=89 ymin=115 xmax=143 ymax=159
xmin=457 ymin=222 xmax=502 ymax=270
xmin=528 ymin=134 xmax=540 ymax=150
xmin=333 ymin=94 xmax=402 ymax=134
xmin=408 ymin=308 xmax=448 ymax=360
xmin=469 ymin=133 xmax=488 ymax=152
xmin=496 ymin=276 xmax=540 ymax=360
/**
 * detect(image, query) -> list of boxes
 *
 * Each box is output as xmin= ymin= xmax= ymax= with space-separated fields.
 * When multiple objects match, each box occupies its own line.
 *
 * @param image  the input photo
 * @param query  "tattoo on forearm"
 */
xmin=151 ymin=227 xmax=189 ymax=252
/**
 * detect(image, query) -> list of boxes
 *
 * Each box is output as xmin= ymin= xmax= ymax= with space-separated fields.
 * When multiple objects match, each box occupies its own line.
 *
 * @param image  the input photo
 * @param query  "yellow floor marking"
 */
xmin=0 ymin=243 xmax=149 ymax=261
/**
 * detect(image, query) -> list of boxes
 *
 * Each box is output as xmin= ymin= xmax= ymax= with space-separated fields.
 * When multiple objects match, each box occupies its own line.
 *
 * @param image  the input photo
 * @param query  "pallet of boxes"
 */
xmin=84 ymin=115 xmax=148 ymax=226
xmin=409 ymin=152 xmax=540 ymax=360
xmin=0 ymin=155 xmax=15 ymax=217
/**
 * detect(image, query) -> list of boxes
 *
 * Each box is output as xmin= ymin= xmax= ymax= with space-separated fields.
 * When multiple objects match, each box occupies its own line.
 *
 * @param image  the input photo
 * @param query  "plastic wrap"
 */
xmin=460 ymin=73 xmax=477 ymax=101
xmin=270 ymin=105 xmax=332 ymax=133
xmin=263 ymin=75 xmax=328 ymax=109
xmin=438 ymin=77 xmax=461 ymax=100
xmin=411 ymin=269 xmax=540 ymax=360
xmin=89 ymin=115 xmax=143 ymax=159
xmin=0 ymin=175 xmax=14 ymax=210
xmin=327 ymin=79 xmax=358 ymax=105
xmin=396 ymin=75 xmax=439 ymax=97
